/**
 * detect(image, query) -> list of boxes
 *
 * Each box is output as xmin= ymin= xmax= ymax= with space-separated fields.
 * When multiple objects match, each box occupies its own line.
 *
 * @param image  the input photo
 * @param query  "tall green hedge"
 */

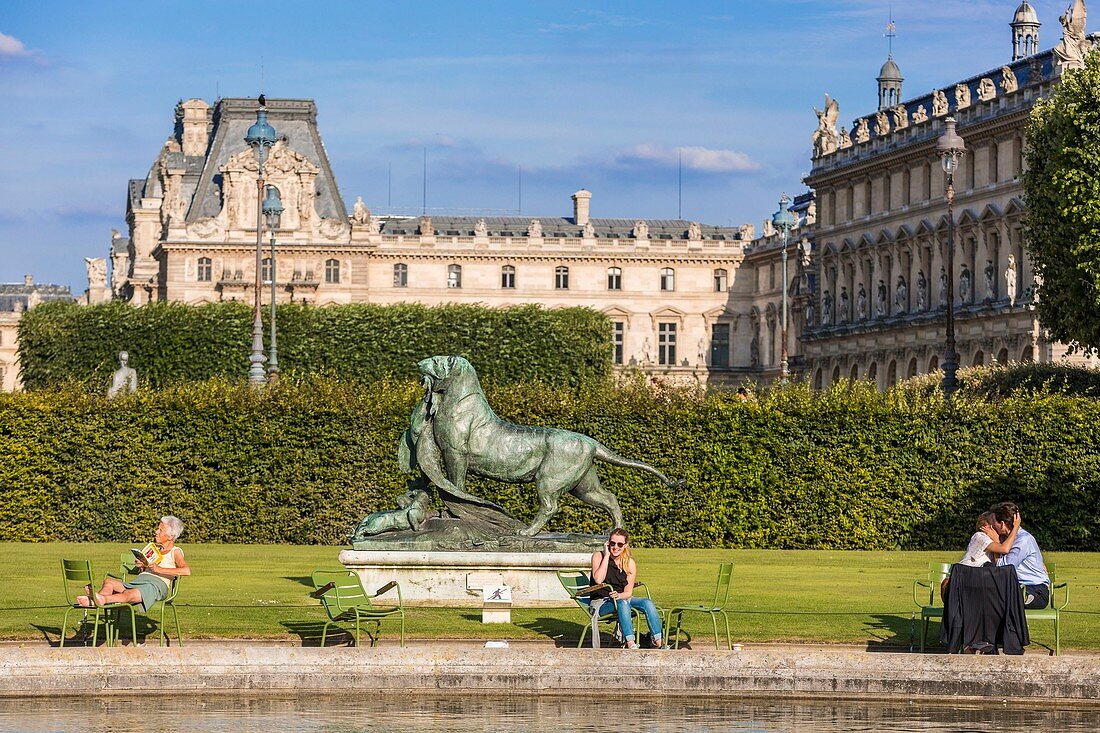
xmin=16 ymin=301 xmax=612 ymax=389
xmin=1 ymin=379 xmax=1096 ymax=550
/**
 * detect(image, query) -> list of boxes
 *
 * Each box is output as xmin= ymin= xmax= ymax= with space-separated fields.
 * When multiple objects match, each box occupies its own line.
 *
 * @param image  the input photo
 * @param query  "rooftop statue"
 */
xmin=812 ymin=94 xmax=839 ymax=157
xmin=1054 ymin=0 xmax=1091 ymax=73
xmin=351 ymin=356 xmax=682 ymax=550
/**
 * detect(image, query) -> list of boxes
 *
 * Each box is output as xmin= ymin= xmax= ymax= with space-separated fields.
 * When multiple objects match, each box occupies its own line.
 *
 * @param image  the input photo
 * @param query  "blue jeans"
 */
xmin=615 ymin=597 xmax=662 ymax=644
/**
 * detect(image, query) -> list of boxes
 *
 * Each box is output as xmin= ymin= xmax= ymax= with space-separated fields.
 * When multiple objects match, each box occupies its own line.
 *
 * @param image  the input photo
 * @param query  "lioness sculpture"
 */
xmin=413 ymin=355 xmax=681 ymax=536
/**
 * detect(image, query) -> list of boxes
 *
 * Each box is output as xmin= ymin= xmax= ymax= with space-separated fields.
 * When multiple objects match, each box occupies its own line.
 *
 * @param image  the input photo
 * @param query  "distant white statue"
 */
xmin=1001 ymin=66 xmax=1018 ymax=94
xmin=474 ymin=218 xmax=488 ymax=236
xmin=984 ymin=259 xmax=996 ymax=300
xmin=641 ymin=338 xmax=653 ymax=366
xmin=821 ymin=290 xmax=833 ymax=326
xmin=1054 ymin=0 xmax=1091 ymax=73
xmin=812 ymin=94 xmax=839 ymax=157
xmin=875 ymin=280 xmax=887 ymax=318
xmin=955 ymin=83 xmax=971 ymax=110
xmin=912 ymin=105 xmax=929 ymax=125
xmin=687 ymin=221 xmax=702 ymax=241
xmin=697 ymin=338 xmax=707 ymax=367
xmin=108 ymin=351 xmax=138 ymax=398
xmin=960 ymin=265 xmax=972 ymax=303
xmin=932 ymin=90 xmax=949 ymax=117
xmin=874 ymin=110 xmax=891 ymax=137
xmin=632 ymin=220 xmax=648 ymax=239
xmin=1006 ymin=254 xmax=1018 ymax=306
xmin=582 ymin=221 xmax=595 ymax=238
xmin=977 ymin=77 xmax=997 ymax=102
xmin=838 ymin=287 xmax=850 ymax=324
xmin=527 ymin=219 xmax=542 ymax=238
xmin=916 ymin=270 xmax=928 ymax=311
xmin=854 ymin=118 xmax=871 ymax=144
xmin=84 ymin=257 xmax=107 ymax=289
xmin=838 ymin=126 xmax=852 ymax=149
xmin=419 ymin=215 xmax=433 ymax=235
xmin=351 ymin=196 xmax=371 ymax=225
xmin=895 ymin=276 xmax=908 ymax=314
xmin=856 ymin=283 xmax=868 ymax=321
xmin=891 ymin=105 xmax=908 ymax=130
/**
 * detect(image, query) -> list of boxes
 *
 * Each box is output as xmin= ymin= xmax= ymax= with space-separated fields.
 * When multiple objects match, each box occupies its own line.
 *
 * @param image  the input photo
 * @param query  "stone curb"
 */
xmin=1 ymin=647 xmax=1098 ymax=701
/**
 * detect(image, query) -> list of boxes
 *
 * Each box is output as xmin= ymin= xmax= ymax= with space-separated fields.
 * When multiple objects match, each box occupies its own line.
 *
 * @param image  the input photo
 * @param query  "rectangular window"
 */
xmin=607 ymin=267 xmax=622 ymax=291
xmin=393 ymin=263 xmax=408 ymax=287
xmin=612 ymin=322 xmax=624 ymax=365
xmin=710 ymin=323 xmax=730 ymax=368
xmin=501 ymin=265 xmax=515 ymax=289
xmin=713 ymin=268 xmax=727 ymax=292
xmin=555 ymin=266 xmax=569 ymax=289
xmin=448 ymin=264 xmax=462 ymax=288
xmin=658 ymin=322 xmax=677 ymax=366
xmin=769 ymin=264 xmax=776 ymax=290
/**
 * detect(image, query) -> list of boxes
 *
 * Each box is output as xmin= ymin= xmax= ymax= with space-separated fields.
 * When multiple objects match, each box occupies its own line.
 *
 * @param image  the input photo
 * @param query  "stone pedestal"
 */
xmin=337 ymin=550 xmax=591 ymax=607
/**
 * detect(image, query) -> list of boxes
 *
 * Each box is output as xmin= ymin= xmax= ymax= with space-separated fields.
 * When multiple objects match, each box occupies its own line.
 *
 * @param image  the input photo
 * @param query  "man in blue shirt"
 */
xmin=990 ymin=502 xmax=1050 ymax=609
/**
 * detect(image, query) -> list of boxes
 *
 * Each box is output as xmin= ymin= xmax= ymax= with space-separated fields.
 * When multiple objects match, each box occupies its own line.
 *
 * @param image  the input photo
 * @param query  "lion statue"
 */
xmin=406 ymin=355 xmax=682 ymax=537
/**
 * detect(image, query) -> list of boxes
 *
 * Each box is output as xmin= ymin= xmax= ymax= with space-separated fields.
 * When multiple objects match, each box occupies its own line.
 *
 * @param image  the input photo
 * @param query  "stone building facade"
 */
xmin=0 ymin=277 xmax=74 ymax=391
xmin=111 ymin=96 xmax=788 ymax=385
xmin=802 ymin=9 xmax=1100 ymax=389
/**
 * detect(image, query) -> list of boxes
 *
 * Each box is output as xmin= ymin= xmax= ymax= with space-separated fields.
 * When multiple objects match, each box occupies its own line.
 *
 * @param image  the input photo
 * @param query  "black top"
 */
xmin=589 ymin=554 xmax=629 ymax=599
xmin=940 ymin=562 xmax=1030 ymax=655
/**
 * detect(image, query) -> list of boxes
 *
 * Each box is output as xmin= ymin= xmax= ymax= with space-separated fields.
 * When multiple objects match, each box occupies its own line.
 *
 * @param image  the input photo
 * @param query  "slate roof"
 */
xmin=378 ymin=215 xmax=746 ymax=240
xmin=128 ymin=98 xmax=347 ymax=223
xmin=0 ymin=283 xmax=74 ymax=312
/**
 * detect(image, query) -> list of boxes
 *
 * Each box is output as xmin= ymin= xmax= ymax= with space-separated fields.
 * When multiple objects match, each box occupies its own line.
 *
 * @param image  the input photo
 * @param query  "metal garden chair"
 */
xmin=664 ymin=562 xmax=734 ymax=650
xmin=310 ymin=569 xmax=405 ymax=647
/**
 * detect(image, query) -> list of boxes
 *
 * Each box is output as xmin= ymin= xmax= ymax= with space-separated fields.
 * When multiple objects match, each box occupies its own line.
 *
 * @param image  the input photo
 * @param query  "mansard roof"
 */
xmin=0 ymin=283 xmax=74 ymax=312
xmin=377 ymin=215 xmax=746 ymax=240
xmin=127 ymin=97 xmax=347 ymax=224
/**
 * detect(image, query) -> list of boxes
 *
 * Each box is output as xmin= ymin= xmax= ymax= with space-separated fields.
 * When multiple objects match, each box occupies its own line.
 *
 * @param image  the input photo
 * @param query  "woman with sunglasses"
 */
xmin=589 ymin=527 xmax=664 ymax=649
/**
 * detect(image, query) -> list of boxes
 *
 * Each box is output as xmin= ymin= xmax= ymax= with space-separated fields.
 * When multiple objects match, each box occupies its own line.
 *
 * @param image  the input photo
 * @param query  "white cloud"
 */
xmin=0 ymin=31 xmax=30 ymax=59
xmin=614 ymin=143 xmax=759 ymax=173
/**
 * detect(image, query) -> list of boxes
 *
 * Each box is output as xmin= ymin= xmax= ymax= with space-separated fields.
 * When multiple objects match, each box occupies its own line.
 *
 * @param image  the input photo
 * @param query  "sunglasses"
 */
xmin=609 ymin=541 xmax=627 ymax=548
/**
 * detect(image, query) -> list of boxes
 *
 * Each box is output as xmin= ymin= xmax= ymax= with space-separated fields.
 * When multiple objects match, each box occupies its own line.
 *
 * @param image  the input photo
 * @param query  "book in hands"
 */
xmin=131 ymin=542 xmax=164 ymax=567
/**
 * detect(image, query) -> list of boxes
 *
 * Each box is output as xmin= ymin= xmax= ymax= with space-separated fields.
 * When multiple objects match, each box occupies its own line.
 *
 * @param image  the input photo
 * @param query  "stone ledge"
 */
xmin=1 ymin=646 xmax=1098 ymax=702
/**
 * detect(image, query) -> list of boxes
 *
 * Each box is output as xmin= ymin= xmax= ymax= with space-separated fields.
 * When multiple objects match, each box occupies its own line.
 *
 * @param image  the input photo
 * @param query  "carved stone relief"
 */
xmin=874 ymin=110 xmax=891 ymax=137
xmin=854 ymin=118 xmax=871 ymax=144
xmin=891 ymin=105 xmax=908 ymax=130
xmin=977 ymin=77 xmax=997 ymax=102
xmin=912 ymin=105 xmax=929 ymax=125
xmin=1000 ymin=66 xmax=1018 ymax=94
xmin=932 ymin=90 xmax=949 ymax=117
xmin=955 ymin=83 xmax=971 ymax=110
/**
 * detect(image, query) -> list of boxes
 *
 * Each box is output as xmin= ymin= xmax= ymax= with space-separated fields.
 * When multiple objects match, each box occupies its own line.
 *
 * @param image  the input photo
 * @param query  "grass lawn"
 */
xmin=2 ymin=543 xmax=1097 ymax=651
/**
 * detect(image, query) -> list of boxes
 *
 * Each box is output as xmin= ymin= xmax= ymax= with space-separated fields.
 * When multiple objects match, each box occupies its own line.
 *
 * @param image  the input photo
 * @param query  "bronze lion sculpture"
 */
xmin=407 ymin=355 xmax=681 ymax=536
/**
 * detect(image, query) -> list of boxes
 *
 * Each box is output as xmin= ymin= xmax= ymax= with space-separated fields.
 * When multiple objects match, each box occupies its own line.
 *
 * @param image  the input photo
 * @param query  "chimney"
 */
xmin=178 ymin=99 xmax=211 ymax=157
xmin=23 ymin=274 xmax=33 ymax=286
xmin=572 ymin=189 xmax=591 ymax=227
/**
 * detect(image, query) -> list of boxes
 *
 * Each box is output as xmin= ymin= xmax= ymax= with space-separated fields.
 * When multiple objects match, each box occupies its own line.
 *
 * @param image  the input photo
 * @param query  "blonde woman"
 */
xmin=589 ymin=527 xmax=663 ymax=649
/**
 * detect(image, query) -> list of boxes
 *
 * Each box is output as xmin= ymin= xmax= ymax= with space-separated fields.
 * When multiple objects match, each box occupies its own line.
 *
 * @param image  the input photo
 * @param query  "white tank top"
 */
xmin=140 ymin=546 xmax=182 ymax=591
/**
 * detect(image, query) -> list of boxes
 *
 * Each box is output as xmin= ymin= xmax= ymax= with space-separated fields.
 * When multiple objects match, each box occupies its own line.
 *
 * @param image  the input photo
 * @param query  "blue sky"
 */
xmin=0 ymin=1 xmax=1086 ymax=291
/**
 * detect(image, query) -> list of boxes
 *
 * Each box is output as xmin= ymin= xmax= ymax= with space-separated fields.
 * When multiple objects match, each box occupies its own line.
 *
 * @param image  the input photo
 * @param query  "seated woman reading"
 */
xmin=78 ymin=515 xmax=191 ymax=611
xmin=589 ymin=527 xmax=664 ymax=649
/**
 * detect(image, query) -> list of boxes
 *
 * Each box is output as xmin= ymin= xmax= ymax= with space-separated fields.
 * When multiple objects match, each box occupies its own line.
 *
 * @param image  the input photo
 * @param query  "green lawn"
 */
xmin=3 ymin=543 xmax=1097 ymax=651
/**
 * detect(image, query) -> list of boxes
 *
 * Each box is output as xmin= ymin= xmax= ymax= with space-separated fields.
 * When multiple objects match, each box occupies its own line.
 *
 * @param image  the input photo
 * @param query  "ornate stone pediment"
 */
xmin=219 ymin=141 xmax=321 ymax=232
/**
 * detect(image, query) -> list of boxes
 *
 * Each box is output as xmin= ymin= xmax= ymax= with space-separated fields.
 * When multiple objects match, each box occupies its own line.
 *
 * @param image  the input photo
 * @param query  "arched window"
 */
xmin=393 ymin=263 xmax=408 ymax=287
xmin=929 ymin=355 xmax=939 ymax=372
xmin=813 ymin=368 xmax=823 ymax=390
xmin=832 ymin=366 xmax=841 ymax=384
xmin=197 ymin=257 xmax=212 ymax=282
xmin=660 ymin=268 xmax=675 ymax=292
xmin=907 ymin=358 xmax=918 ymax=378
xmin=849 ymin=364 xmax=859 ymax=381
xmin=447 ymin=264 xmax=462 ymax=289
xmin=713 ymin=268 xmax=728 ymax=292
xmin=324 ymin=259 xmax=340 ymax=284
xmin=555 ymin=266 xmax=569 ymax=290
xmin=607 ymin=267 xmax=622 ymax=291
xmin=973 ymin=350 xmax=984 ymax=367
xmin=996 ymin=348 xmax=1009 ymax=365
xmin=261 ymin=257 xmax=273 ymax=284
xmin=501 ymin=265 xmax=516 ymax=289
xmin=886 ymin=360 xmax=897 ymax=388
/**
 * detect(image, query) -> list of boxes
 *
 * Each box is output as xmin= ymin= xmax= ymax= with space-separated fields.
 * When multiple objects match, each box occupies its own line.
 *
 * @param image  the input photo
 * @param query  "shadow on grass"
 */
xmin=517 ymin=615 xmax=611 ymax=648
xmin=282 ymin=620 xmax=388 ymax=647
xmin=283 ymin=576 xmax=315 ymax=589
xmin=864 ymin=613 xmax=923 ymax=653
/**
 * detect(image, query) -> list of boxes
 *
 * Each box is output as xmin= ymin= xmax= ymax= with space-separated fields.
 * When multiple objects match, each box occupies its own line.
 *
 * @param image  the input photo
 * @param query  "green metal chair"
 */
xmin=913 ymin=561 xmax=953 ymax=652
xmin=111 ymin=552 xmax=183 ymax=647
xmin=556 ymin=569 xmax=659 ymax=648
xmin=59 ymin=559 xmax=129 ymax=647
xmin=664 ymin=562 xmax=734 ymax=650
xmin=1024 ymin=561 xmax=1069 ymax=655
xmin=311 ymin=569 xmax=405 ymax=647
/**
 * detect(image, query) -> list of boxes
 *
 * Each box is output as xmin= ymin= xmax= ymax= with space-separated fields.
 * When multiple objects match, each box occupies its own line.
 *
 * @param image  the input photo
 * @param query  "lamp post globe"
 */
xmin=772 ymin=193 xmax=796 ymax=383
xmin=245 ymin=97 xmax=278 ymax=387
xmin=262 ymin=186 xmax=284 ymax=378
xmin=936 ymin=118 xmax=966 ymax=396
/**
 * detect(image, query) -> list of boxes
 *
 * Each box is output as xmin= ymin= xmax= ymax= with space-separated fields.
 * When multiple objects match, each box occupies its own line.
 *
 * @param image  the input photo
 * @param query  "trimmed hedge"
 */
xmin=1 ymin=379 xmax=1097 ymax=550
xmin=16 ymin=301 xmax=612 ymax=389
xmin=902 ymin=362 xmax=1100 ymax=398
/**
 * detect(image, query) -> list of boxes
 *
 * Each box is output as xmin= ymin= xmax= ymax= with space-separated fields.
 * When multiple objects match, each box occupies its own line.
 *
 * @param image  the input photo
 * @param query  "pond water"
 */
xmin=3 ymin=693 xmax=1099 ymax=733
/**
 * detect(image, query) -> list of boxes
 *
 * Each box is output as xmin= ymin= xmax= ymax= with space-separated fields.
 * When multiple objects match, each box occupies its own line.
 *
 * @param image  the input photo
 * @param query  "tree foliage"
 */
xmin=16 ymin=301 xmax=612 ymax=390
xmin=1023 ymin=51 xmax=1100 ymax=354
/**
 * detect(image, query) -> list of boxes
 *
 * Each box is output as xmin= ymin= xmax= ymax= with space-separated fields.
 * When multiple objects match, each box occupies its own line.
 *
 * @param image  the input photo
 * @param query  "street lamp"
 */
xmin=772 ymin=193 xmax=796 ymax=383
xmin=936 ymin=117 xmax=966 ymax=396
xmin=244 ymin=96 xmax=278 ymax=386
xmin=262 ymin=185 xmax=283 ymax=378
